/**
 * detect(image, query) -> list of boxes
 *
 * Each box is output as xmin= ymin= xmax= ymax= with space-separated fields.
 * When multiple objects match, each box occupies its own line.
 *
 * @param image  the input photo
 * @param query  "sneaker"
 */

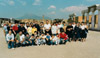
xmin=12 ymin=48 xmax=15 ymax=50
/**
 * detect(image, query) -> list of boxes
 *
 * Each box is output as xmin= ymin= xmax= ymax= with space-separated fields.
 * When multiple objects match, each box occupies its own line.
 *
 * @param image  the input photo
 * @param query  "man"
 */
xmin=6 ymin=30 xmax=14 ymax=49
xmin=7 ymin=23 xmax=14 ymax=34
xmin=66 ymin=23 xmax=73 ymax=42
xmin=25 ymin=33 xmax=32 ymax=46
xmin=34 ymin=21 xmax=40 ymax=33
xmin=59 ymin=31 xmax=68 ymax=44
xmin=3 ymin=24 xmax=8 ymax=35
xmin=12 ymin=23 xmax=19 ymax=36
xmin=18 ymin=22 xmax=27 ymax=35
xmin=44 ymin=20 xmax=51 ymax=35
xmin=15 ymin=31 xmax=25 ymax=47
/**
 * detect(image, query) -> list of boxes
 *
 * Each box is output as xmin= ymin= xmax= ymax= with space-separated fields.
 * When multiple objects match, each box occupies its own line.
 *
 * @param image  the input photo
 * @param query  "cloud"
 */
xmin=8 ymin=0 xmax=15 ymax=5
xmin=32 ymin=0 xmax=41 ymax=5
xmin=17 ymin=0 xmax=26 ymax=6
xmin=60 ymin=5 xmax=87 ymax=14
xmin=48 ymin=5 xmax=56 ymax=9
xmin=49 ymin=11 xmax=56 ymax=15
xmin=0 ymin=2 xmax=6 ymax=6
xmin=86 ymin=0 xmax=95 ymax=2
xmin=0 ymin=0 xmax=15 ymax=6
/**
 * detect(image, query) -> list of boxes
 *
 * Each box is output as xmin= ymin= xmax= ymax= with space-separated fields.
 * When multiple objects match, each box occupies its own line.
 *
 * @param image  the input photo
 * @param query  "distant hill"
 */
xmin=16 ymin=14 xmax=51 ymax=20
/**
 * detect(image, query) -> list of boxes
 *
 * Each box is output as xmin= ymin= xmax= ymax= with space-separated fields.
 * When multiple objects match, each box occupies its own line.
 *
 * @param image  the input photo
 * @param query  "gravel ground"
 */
xmin=0 ymin=28 xmax=100 ymax=58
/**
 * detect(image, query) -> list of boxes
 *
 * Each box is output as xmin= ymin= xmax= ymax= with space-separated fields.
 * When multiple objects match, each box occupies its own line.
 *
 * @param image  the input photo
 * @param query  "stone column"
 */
xmin=97 ymin=9 xmax=100 ymax=30
xmin=86 ymin=12 xmax=89 ymax=27
xmin=91 ymin=11 xmax=95 ymax=29
xmin=82 ymin=13 xmax=85 ymax=22
xmin=87 ymin=13 xmax=89 ymax=22
xmin=0 ymin=19 xmax=1 ymax=27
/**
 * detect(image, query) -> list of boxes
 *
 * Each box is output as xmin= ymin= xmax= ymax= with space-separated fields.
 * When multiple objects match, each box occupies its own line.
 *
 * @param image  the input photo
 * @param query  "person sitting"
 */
xmin=15 ymin=31 xmax=25 ymax=47
xmin=35 ymin=36 xmax=41 ymax=46
xmin=51 ymin=35 xmax=60 ymax=45
xmin=6 ymin=30 xmax=14 ymax=49
xmin=45 ymin=33 xmax=52 ymax=45
xmin=40 ymin=33 xmax=46 ymax=45
xmin=30 ymin=34 xmax=35 ymax=46
xmin=25 ymin=33 xmax=32 ymax=46
xmin=59 ymin=31 xmax=68 ymax=44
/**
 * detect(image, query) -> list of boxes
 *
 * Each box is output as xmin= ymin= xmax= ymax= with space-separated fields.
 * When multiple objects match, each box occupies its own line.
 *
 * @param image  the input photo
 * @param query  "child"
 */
xmin=35 ymin=36 xmax=41 ymax=46
xmin=25 ymin=33 xmax=31 ymax=46
xmin=51 ymin=35 xmax=59 ymax=45
xmin=40 ymin=33 xmax=46 ymax=45
xmin=46 ymin=33 xmax=52 ymax=45
xmin=30 ymin=34 xmax=35 ymax=45
xmin=34 ymin=31 xmax=38 ymax=38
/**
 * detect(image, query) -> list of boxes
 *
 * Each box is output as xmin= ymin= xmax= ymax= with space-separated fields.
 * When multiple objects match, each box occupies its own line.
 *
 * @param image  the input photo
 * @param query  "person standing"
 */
xmin=66 ymin=23 xmax=73 ymax=42
xmin=80 ymin=22 xmax=86 ymax=42
xmin=27 ymin=25 xmax=32 ymax=35
xmin=12 ymin=23 xmax=19 ymax=36
xmin=44 ymin=20 xmax=51 ymax=35
xmin=84 ymin=23 xmax=88 ymax=41
xmin=51 ymin=23 xmax=58 ymax=35
xmin=74 ymin=23 xmax=81 ymax=41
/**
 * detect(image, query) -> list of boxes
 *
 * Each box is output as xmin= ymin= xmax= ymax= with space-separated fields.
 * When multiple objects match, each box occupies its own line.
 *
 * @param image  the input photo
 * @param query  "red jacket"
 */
xmin=59 ymin=33 xmax=68 ymax=40
xmin=12 ymin=26 xmax=18 ymax=31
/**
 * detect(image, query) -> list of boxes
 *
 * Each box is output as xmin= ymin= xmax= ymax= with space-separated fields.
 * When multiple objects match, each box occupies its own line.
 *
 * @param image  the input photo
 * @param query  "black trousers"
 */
xmin=45 ymin=29 xmax=52 ymax=35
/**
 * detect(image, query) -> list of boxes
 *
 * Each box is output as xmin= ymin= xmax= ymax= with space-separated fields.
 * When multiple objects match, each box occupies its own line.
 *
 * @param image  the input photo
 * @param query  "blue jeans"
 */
xmin=8 ymin=41 xmax=14 ymax=49
xmin=60 ymin=38 xmax=68 ymax=44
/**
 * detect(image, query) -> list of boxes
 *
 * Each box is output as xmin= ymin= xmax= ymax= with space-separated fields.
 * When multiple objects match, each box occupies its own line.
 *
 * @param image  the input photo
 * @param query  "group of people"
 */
xmin=3 ymin=20 xmax=88 ymax=49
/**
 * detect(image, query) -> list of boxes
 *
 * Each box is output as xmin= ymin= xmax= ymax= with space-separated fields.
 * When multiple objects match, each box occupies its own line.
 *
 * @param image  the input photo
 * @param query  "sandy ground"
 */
xmin=0 ymin=28 xmax=100 ymax=58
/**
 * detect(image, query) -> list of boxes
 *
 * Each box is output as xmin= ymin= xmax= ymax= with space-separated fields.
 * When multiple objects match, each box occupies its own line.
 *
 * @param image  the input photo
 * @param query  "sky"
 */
xmin=0 ymin=0 xmax=100 ymax=19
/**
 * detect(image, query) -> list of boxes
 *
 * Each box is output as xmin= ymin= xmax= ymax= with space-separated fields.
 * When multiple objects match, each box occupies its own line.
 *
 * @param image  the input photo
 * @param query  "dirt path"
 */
xmin=0 ymin=28 xmax=100 ymax=58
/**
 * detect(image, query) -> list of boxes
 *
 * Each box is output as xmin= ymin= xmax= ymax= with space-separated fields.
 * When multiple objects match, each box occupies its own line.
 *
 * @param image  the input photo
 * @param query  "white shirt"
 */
xmin=51 ymin=25 xmax=58 ymax=34
xmin=44 ymin=24 xmax=51 ymax=29
xmin=80 ymin=25 xmax=85 ymax=30
xmin=72 ymin=24 xmax=76 ymax=29
xmin=40 ymin=35 xmax=46 ymax=39
xmin=20 ymin=34 xmax=25 ymax=41
xmin=52 ymin=36 xmax=58 ymax=41
xmin=57 ymin=24 xmax=63 ymax=29
xmin=6 ymin=34 xmax=14 ymax=41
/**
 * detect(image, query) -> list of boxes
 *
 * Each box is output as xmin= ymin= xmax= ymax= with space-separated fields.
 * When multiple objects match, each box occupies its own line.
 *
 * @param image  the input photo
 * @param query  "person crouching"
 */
xmin=59 ymin=31 xmax=68 ymax=44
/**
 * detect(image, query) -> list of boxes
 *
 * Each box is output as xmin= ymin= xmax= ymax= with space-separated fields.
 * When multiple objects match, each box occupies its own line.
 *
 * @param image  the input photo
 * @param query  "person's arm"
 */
xmin=11 ymin=34 xmax=14 ymax=41
xmin=6 ymin=34 xmax=9 ymax=42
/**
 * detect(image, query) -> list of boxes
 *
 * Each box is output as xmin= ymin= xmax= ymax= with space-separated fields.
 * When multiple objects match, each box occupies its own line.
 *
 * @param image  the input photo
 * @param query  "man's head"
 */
xmin=8 ymin=30 xmax=12 ymax=35
xmin=19 ymin=31 xmax=22 ymax=35
xmin=46 ymin=20 xmax=49 ymax=24
xmin=8 ymin=23 xmax=12 ymax=26
xmin=47 ymin=33 xmax=49 ymax=36
xmin=26 ymin=33 xmax=29 ymax=37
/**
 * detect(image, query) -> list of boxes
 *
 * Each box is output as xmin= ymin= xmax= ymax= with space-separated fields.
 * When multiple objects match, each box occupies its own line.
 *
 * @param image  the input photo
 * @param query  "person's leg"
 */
xmin=64 ymin=39 xmax=68 ymax=44
xmin=11 ymin=41 xmax=14 ymax=48
xmin=8 ymin=41 xmax=11 ymax=49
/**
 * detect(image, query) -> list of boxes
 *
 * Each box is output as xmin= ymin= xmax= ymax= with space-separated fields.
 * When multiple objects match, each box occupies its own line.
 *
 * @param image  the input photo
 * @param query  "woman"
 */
xmin=74 ymin=23 xmax=81 ymax=41
xmin=84 ymin=23 xmax=88 ymax=41
xmin=80 ymin=22 xmax=86 ymax=42
xmin=32 ymin=26 xmax=37 ymax=34
xmin=27 ymin=25 xmax=32 ymax=35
